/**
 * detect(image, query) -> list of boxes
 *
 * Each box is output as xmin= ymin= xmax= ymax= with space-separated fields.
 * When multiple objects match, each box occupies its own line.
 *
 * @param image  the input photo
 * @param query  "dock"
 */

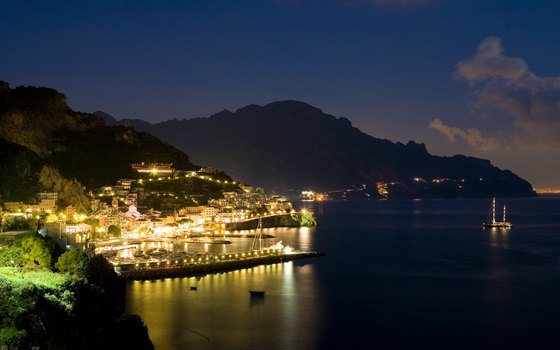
xmin=115 ymin=249 xmax=325 ymax=280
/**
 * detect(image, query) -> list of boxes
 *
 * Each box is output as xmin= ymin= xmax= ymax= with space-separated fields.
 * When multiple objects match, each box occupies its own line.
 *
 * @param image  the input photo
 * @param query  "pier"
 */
xmin=115 ymin=249 xmax=325 ymax=280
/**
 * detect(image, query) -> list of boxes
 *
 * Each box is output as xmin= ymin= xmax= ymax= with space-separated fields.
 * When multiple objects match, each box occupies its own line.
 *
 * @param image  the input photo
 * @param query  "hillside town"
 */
xmin=0 ymin=163 xmax=312 ymax=252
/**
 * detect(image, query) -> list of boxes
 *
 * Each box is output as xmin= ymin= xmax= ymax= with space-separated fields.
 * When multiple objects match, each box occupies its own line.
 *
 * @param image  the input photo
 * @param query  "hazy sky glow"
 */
xmin=2 ymin=0 xmax=559 ymax=188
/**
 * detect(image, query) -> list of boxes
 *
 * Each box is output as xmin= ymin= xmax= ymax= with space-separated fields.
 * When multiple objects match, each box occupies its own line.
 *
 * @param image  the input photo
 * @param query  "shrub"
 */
xmin=20 ymin=234 xmax=52 ymax=269
xmin=0 ymin=246 xmax=24 ymax=267
xmin=55 ymin=248 xmax=89 ymax=277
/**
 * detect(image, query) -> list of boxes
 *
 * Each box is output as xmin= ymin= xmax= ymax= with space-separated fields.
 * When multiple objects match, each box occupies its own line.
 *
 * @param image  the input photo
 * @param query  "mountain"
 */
xmin=93 ymin=110 xmax=119 ymax=126
xmin=100 ymin=101 xmax=536 ymax=198
xmin=0 ymin=81 xmax=197 ymax=209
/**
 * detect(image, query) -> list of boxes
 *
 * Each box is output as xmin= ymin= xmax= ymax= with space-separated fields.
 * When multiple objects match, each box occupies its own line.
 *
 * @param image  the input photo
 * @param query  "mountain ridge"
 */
xmin=96 ymin=101 xmax=536 ymax=198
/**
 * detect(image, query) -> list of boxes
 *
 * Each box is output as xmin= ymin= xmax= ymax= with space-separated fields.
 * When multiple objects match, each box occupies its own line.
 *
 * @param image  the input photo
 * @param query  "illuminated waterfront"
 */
xmin=126 ymin=226 xmax=319 ymax=349
xmin=126 ymin=197 xmax=560 ymax=349
xmin=98 ymin=226 xmax=315 ymax=264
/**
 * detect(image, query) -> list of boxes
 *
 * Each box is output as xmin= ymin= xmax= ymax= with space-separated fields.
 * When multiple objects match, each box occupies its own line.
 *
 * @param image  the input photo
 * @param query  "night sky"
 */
xmin=2 ymin=0 xmax=559 ymax=188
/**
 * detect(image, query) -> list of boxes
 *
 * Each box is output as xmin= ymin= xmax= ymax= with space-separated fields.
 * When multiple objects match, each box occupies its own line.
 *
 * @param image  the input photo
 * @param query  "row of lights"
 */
xmin=130 ymin=249 xmax=283 ymax=268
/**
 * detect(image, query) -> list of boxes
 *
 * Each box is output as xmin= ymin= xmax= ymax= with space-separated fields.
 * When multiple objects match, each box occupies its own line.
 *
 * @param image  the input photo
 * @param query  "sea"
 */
xmin=125 ymin=196 xmax=560 ymax=350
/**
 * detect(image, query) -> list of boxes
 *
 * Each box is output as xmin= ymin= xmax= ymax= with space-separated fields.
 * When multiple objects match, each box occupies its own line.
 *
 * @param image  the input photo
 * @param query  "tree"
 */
xmin=20 ymin=234 xmax=52 ymax=268
xmin=176 ymin=218 xmax=193 ymax=224
xmin=253 ymin=205 xmax=268 ymax=216
xmin=0 ymin=326 xmax=27 ymax=349
xmin=1 ymin=214 xmax=28 ymax=231
xmin=300 ymin=212 xmax=317 ymax=226
xmin=107 ymin=225 xmax=121 ymax=238
xmin=55 ymin=248 xmax=89 ymax=277
xmin=291 ymin=211 xmax=317 ymax=227
xmin=0 ymin=246 xmax=24 ymax=267
xmin=88 ymin=254 xmax=126 ymax=314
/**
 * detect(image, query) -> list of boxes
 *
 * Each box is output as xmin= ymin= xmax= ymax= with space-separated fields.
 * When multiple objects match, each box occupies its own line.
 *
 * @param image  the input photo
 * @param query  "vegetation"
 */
xmin=107 ymin=225 xmax=121 ymax=238
xmin=0 ymin=82 xmax=196 ymax=209
xmin=55 ymin=248 xmax=89 ymax=277
xmin=21 ymin=234 xmax=54 ymax=269
xmin=0 ymin=246 xmax=23 ymax=267
xmin=1 ymin=214 xmax=37 ymax=232
xmin=0 ymin=267 xmax=152 ymax=349
xmin=38 ymin=166 xmax=91 ymax=213
xmin=0 ymin=140 xmax=42 ymax=204
xmin=0 ymin=234 xmax=153 ymax=349
xmin=0 ymin=326 xmax=26 ymax=349
xmin=291 ymin=211 xmax=317 ymax=227
xmin=141 ymin=176 xmax=241 ymax=208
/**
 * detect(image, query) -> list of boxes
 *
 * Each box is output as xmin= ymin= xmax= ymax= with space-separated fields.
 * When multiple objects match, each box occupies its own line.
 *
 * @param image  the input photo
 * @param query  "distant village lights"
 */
xmin=301 ymin=191 xmax=327 ymax=202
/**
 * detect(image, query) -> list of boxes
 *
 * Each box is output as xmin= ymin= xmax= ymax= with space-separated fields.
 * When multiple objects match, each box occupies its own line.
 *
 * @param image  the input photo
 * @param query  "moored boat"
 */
xmin=484 ymin=197 xmax=512 ymax=228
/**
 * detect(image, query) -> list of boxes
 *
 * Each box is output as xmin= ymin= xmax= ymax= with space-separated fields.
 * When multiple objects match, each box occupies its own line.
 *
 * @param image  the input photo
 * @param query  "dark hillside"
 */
xmin=0 ymin=81 xmax=197 ymax=205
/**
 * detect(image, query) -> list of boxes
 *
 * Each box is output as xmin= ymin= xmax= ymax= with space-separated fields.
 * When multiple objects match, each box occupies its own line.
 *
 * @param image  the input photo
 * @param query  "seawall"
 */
xmin=116 ymin=250 xmax=324 ymax=280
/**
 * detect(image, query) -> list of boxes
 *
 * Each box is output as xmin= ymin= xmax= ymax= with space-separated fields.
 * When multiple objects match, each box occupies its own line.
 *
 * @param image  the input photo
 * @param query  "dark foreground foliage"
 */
xmin=0 ymin=255 xmax=153 ymax=349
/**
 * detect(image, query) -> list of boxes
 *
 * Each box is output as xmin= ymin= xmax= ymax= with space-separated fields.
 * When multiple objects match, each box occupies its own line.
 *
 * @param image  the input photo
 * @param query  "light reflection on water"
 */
xmin=125 ymin=198 xmax=560 ymax=349
xmin=126 ymin=262 xmax=320 ymax=350
xmin=125 ymin=227 xmax=319 ymax=350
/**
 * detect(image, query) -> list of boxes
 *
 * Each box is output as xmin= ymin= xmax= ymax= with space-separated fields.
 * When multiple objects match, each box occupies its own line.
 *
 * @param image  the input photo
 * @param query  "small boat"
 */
xmin=190 ymin=286 xmax=197 ymax=291
xmin=484 ymin=197 xmax=512 ymax=228
xmin=191 ymin=237 xmax=214 ymax=243
xmin=186 ymin=237 xmax=231 ymax=244
xmin=215 ymin=239 xmax=232 ymax=245
xmin=249 ymin=290 xmax=265 ymax=297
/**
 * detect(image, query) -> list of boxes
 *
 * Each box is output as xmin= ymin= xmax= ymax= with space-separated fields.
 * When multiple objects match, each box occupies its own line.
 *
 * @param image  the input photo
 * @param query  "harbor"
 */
xmin=116 ymin=248 xmax=325 ymax=280
xmin=98 ymin=223 xmax=323 ymax=280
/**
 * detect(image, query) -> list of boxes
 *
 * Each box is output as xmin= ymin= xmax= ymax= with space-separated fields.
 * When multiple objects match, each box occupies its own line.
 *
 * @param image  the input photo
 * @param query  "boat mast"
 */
xmin=251 ymin=217 xmax=263 ymax=251
xmin=503 ymin=205 xmax=506 ymax=222
xmin=492 ymin=197 xmax=496 ymax=224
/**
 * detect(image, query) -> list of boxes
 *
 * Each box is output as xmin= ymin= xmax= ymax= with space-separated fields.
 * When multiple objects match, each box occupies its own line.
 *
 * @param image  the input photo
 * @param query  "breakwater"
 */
xmin=116 ymin=250 xmax=325 ymax=280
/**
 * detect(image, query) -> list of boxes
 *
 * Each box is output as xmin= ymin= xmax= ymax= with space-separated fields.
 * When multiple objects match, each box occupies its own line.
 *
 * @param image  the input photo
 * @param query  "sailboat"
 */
xmin=250 ymin=217 xmax=264 ymax=251
xmin=484 ymin=197 xmax=512 ymax=228
xmin=250 ymin=217 xmax=292 ymax=253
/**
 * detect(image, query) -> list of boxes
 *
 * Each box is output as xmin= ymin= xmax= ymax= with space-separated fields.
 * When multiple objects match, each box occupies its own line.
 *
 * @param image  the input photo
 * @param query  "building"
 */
xmin=215 ymin=210 xmax=235 ymax=223
xmin=35 ymin=199 xmax=56 ymax=213
xmin=38 ymin=192 xmax=58 ymax=202
xmin=131 ymin=162 xmax=174 ymax=175
xmin=3 ymin=198 xmax=56 ymax=214
xmin=199 ymin=166 xmax=219 ymax=174
xmin=65 ymin=205 xmax=77 ymax=218
xmin=3 ymin=202 xmax=24 ymax=212
xmin=117 ymin=179 xmax=135 ymax=190
xmin=203 ymin=206 xmax=218 ymax=219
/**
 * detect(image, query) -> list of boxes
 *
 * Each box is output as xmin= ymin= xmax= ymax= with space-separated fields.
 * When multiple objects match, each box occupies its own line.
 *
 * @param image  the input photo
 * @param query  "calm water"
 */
xmin=126 ymin=197 xmax=560 ymax=349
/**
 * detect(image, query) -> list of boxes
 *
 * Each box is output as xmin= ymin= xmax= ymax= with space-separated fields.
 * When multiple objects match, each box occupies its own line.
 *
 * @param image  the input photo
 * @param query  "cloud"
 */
xmin=429 ymin=118 xmax=500 ymax=151
xmin=371 ymin=0 xmax=433 ymax=6
xmin=438 ymin=36 xmax=560 ymax=149
xmin=455 ymin=37 xmax=527 ymax=83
